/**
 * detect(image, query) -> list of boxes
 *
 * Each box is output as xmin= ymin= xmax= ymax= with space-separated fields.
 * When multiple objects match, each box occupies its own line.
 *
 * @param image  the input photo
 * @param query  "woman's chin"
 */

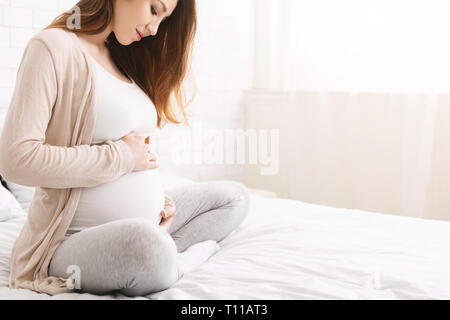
xmin=115 ymin=34 xmax=134 ymax=46
xmin=123 ymin=39 xmax=135 ymax=46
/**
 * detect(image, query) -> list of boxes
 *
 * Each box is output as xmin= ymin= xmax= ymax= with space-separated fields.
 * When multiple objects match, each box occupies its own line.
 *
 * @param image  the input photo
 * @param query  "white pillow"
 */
xmin=5 ymin=181 xmax=35 ymax=213
xmin=0 ymin=183 xmax=26 ymax=222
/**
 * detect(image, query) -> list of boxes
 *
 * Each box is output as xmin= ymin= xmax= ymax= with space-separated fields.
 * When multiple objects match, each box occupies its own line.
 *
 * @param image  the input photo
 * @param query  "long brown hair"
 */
xmin=44 ymin=0 xmax=197 ymax=129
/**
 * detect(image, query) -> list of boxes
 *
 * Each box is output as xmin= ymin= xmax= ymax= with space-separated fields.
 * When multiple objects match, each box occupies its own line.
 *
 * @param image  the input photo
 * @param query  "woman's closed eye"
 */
xmin=151 ymin=4 xmax=169 ymax=22
xmin=151 ymin=5 xmax=158 ymax=16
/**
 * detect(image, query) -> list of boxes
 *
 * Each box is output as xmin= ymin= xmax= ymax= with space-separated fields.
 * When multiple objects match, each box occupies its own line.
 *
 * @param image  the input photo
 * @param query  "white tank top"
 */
xmin=67 ymin=57 xmax=164 ymax=237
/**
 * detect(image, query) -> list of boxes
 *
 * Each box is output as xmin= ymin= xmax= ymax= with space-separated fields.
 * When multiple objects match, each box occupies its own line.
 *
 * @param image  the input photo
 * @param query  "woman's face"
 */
xmin=112 ymin=0 xmax=178 ymax=45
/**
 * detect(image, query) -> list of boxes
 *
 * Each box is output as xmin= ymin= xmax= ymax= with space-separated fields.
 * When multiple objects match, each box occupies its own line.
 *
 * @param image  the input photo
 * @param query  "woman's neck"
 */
xmin=77 ymin=24 xmax=113 ymax=53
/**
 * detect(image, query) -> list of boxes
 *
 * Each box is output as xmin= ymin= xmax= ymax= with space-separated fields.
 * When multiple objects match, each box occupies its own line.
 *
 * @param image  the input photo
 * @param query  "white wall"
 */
xmin=0 ymin=0 xmax=255 ymax=183
xmin=0 ymin=0 xmax=75 ymax=110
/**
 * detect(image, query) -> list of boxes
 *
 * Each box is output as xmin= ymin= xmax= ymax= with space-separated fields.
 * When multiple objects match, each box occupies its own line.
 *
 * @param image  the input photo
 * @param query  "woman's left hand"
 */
xmin=159 ymin=195 xmax=176 ymax=231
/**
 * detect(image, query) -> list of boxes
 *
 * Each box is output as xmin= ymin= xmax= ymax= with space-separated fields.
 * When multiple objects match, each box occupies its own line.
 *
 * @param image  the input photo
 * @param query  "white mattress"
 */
xmin=1 ymin=193 xmax=450 ymax=300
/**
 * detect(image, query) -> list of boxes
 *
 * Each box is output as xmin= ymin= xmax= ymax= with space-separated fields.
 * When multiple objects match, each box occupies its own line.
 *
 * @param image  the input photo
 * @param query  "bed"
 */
xmin=1 ymin=172 xmax=450 ymax=300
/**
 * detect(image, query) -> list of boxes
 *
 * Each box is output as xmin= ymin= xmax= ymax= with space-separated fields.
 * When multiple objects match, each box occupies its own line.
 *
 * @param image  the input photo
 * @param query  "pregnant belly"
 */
xmin=68 ymin=169 xmax=165 ymax=234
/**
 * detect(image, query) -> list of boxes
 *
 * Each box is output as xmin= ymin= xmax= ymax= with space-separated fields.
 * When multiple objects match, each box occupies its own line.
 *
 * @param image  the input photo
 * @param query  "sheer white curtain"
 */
xmin=248 ymin=0 xmax=450 ymax=220
xmin=255 ymin=0 xmax=450 ymax=92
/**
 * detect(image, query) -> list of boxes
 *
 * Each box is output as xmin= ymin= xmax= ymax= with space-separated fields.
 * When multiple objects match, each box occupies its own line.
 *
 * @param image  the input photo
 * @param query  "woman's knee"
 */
xmin=222 ymin=181 xmax=251 ymax=218
xmin=203 ymin=181 xmax=251 ymax=232
xmin=209 ymin=180 xmax=250 ymax=203
xmin=230 ymin=181 xmax=251 ymax=203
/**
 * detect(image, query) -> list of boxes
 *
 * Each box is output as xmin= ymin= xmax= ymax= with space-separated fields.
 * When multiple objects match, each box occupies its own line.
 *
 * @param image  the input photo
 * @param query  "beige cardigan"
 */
xmin=0 ymin=28 xmax=136 ymax=295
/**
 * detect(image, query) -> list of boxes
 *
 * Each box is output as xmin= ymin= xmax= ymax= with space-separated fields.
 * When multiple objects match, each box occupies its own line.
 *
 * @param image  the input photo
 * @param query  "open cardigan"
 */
xmin=0 ymin=28 xmax=136 ymax=295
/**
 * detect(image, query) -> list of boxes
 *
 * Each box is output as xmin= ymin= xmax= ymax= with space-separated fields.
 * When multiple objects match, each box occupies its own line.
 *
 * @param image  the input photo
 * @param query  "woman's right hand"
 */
xmin=120 ymin=130 xmax=159 ymax=172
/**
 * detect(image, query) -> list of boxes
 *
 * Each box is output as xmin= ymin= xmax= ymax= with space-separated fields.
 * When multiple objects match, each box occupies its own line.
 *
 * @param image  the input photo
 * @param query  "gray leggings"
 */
xmin=48 ymin=180 xmax=250 ymax=297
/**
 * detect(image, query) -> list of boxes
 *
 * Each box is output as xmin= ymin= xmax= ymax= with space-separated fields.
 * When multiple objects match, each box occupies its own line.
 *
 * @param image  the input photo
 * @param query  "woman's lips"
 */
xmin=136 ymin=29 xmax=142 ymax=41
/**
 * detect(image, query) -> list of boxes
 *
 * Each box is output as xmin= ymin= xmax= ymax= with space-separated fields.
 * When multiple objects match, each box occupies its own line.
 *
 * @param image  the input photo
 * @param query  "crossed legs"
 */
xmin=48 ymin=180 xmax=251 ymax=297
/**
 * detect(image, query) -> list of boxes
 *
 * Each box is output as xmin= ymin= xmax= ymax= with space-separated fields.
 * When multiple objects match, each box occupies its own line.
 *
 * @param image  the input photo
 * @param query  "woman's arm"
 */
xmin=0 ymin=38 xmax=134 ymax=189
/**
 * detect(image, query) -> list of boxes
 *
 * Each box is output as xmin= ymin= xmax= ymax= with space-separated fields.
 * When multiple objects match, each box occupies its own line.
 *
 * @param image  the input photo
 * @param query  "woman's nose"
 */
xmin=146 ymin=24 xmax=158 ymax=36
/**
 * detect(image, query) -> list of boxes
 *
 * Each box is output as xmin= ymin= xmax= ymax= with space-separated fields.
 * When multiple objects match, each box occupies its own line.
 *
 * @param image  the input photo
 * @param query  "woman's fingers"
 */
xmin=162 ymin=207 xmax=175 ymax=218
xmin=160 ymin=203 xmax=176 ymax=219
xmin=147 ymin=159 xmax=159 ymax=169
xmin=168 ymin=206 xmax=176 ymax=216
xmin=159 ymin=215 xmax=174 ymax=229
xmin=145 ymin=150 xmax=159 ymax=169
xmin=149 ymin=152 xmax=158 ymax=161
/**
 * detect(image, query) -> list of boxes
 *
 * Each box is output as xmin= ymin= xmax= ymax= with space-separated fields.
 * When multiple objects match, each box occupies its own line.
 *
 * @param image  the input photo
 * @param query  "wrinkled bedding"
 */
xmin=1 ymin=191 xmax=450 ymax=300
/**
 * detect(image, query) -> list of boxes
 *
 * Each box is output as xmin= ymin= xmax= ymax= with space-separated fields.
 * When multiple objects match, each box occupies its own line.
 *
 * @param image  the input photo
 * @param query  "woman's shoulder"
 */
xmin=27 ymin=28 xmax=77 ymax=58
xmin=33 ymin=27 xmax=74 ymax=41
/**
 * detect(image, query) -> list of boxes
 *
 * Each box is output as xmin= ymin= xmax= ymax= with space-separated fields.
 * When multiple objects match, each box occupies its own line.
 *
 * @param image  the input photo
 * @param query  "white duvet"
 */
xmin=1 ymin=182 xmax=450 ymax=299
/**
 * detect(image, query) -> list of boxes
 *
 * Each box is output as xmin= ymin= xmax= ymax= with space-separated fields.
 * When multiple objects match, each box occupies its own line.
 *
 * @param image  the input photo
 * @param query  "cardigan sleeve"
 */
xmin=0 ymin=38 xmax=135 ymax=189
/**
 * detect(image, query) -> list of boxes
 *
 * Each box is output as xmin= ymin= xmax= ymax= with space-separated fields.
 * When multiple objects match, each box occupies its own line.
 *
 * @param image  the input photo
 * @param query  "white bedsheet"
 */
xmin=1 ymin=194 xmax=450 ymax=300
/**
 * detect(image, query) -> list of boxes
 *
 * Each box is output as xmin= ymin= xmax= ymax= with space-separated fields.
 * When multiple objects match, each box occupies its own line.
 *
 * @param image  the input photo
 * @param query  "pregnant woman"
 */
xmin=0 ymin=0 xmax=250 ymax=297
